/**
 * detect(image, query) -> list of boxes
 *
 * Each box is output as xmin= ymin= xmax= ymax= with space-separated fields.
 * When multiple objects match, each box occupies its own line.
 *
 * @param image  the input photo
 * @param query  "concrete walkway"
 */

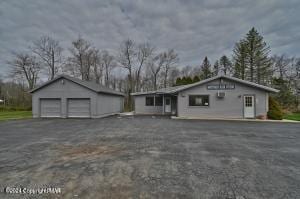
xmin=171 ymin=116 xmax=300 ymax=123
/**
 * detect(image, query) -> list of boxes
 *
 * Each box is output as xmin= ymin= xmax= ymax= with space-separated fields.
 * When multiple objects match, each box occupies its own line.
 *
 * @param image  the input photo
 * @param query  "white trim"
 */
xmin=164 ymin=97 xmax=171 ymax=113
xmin=243 ymin=95 xmax=255 ymax=118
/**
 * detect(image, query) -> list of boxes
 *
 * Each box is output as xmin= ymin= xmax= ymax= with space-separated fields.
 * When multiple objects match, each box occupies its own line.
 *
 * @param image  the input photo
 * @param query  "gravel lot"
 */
xmin=0 ymin=116 xmax=299 ymax=198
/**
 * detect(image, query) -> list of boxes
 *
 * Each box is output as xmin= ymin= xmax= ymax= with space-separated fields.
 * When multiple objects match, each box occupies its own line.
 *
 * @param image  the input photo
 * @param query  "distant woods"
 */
xmin=2 ymin=27 xmax=300 ymax=111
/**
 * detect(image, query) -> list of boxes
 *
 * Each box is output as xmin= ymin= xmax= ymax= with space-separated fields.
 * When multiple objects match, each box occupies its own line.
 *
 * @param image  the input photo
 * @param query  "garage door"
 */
xmin=67 ymin=98 xmax=91 ymax=118
xmin=40 ymin=99 xmax=61 ymax=117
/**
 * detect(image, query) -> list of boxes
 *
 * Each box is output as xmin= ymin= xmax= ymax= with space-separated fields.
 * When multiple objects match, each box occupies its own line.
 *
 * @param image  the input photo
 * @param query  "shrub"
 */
xmin=267 ymin=96 xmax=283 ymax=120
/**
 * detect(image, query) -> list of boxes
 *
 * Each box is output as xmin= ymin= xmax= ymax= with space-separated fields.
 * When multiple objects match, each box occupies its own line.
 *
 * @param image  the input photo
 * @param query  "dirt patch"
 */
xmin=58 ymin=144 xmax=122 ymax=161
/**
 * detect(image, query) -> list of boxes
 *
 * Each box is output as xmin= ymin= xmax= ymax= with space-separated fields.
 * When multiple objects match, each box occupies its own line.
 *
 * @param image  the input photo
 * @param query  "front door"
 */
xmin=244 ymin=95 xmax=255 ymax=118
xmin=165 ymin=97 xmax=171 ymax=113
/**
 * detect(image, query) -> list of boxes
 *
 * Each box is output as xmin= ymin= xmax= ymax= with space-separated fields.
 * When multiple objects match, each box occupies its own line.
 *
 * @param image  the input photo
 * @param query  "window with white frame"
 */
xmin=189 ymin=95 xmax=209 ymax=106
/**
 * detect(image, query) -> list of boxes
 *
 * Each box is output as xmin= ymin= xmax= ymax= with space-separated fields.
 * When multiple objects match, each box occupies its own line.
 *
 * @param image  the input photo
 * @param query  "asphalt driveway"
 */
xmin=0 ymin=116 xmax=299 ymax=198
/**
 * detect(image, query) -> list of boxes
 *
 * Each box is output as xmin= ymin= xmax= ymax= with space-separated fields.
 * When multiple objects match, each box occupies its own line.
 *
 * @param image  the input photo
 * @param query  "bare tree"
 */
xmin=271 ymin=55 xmax=300 ymax=88
xmin=149 ymin=52 xmax=166 ymax=90
xmin=118 ymin=39 xmax=136 ymax=91
xmin=90 ymin=48 xmax=103 ymax=84
xmin=162 ymin=49 xmax=179 ymax=88
xmin=181 ymin=65 xmax=193 ymax=77
xmin=135 ymin=43 xmax=154 ymax=91
xmin=31 ymin=35 xmax=63 ymax=80
xmin=117 ymin=39 xmax=136 ymax=109
xmin=102 ymin=50 xmax=115 ymax=87
xmin=271 ymin=55 xmax=290 ymax=80
xmin=68 ymin=36 xmax=92 ymax=81
xmin=168 ymin=67 xmax=180 ymax=86
xmin=8 ymin=53 xmax=40 ymax=89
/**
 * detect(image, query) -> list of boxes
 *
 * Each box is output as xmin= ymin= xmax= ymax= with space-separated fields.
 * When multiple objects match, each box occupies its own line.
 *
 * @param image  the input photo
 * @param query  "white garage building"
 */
xmin=30 ymin=75 xmax=124 ymax=118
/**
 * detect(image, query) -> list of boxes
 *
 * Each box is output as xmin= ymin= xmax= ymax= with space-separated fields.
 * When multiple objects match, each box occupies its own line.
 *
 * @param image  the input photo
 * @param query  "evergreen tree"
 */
xmin=193 ymin=75 xmax=200 ymax=82
xmin=181 ymin=76 xmax=188 ymax=85
xmin=176 ymin=76 xmax=194 ymax=85
xmin=213 ymin=61 xmax=219 ymax=76
xmin=186 ymin=76 xmax=193 ymax=84
xmin=233 ymin=40 xmax=247 ymax=79
xmin=199 ymin=56 xmax=212 ymax=80
xmin=272 ymin=77 xmax=296 ymax=109
xmin=175 ymin=77 xmax=182 ymax=86
xmin=219 ymin=55 xmax=232 ymax=75
xmin=245 ymin=27 xmax=271 ymax=84
xmin=233 ymin=27 xmax=272 ymax=84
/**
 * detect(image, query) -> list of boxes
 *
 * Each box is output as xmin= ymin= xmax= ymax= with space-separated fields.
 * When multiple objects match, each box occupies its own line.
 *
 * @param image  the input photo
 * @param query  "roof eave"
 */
xmin=29 ymin=75 xmax=64 ymax=93
xmin=173 ymin=75 xmax=280 ymax=93
xmin=131 ymin=90 xmax=178 ymax=96
xmin=98 ymin=91 xmax=125 ymax=96
xmin=30 ymin=75 xmax=125 ymax=96
xmin=268 ymin=88 xmax=280 ymax=93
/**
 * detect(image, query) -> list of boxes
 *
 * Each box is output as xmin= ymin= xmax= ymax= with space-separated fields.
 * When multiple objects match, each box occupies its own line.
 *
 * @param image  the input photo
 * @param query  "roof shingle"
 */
xmin=30 ymin=75 xmax=125 ymax=96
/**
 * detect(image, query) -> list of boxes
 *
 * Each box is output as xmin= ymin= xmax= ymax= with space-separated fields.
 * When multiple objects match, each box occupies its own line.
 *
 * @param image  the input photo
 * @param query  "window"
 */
xmin=189 ymin=95 xmax=209 ymax=106
xmin=145 ymin=96 xmax=154 ymax=106
xmin=245 ymin=96 xmax=253 ymax=107
xmin=165 ymin=98 xmax=170 ymax=105
xmin=155 ymin=96 xmax=163 ymax=106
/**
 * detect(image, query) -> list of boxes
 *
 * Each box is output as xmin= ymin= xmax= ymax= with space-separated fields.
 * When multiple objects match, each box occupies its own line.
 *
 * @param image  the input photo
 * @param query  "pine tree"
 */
xmin=246 ymin=27 xmax=271 ymax=84
xmin=181 ymin=76 xmax=187 ymax=85
xmin=213 ymin=61 xmax=219 ymax=76
xmin=272 ymin=77 xmax=296 ymax=109
xmin=186 ymin=76 xmax=193 ymax=84
xmin=233 ymin=27 xmax=271 ymax=84
xmin=193 ymin=75 xmax=200 ymax=82
xmin=233 ymin=40 xmax=247 ymax=79
xmin=175 ymin=77 xmax=182 ymax=86
xmin=199 ymin=56 xmax=212 ymax=80
xmin=219 ymin=55 xmax=232 ymax=76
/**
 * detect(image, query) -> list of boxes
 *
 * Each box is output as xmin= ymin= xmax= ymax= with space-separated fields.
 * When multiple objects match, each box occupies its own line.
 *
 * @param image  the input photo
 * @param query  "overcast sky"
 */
xmin=1 ymin=0 xmax=300 ymax=76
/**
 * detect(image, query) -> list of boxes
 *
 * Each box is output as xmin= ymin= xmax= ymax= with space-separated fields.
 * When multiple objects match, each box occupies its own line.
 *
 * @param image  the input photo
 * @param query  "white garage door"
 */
xmin=40 ymin=99 xmax=61 ymax=117
xmin=67 ymin=98 xmax=91 ymax=118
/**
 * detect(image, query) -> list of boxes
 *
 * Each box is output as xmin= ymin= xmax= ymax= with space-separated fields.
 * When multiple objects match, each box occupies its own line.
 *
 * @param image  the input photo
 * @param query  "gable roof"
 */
xmin=30 ymin=75 xmax=125 ymax=96
xmin=131 ymin=75 xmax=279 ymax=96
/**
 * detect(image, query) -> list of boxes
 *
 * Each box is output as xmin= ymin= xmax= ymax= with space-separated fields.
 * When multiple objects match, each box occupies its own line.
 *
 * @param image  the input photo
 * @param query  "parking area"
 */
xmin=0 ymin=116 xmax=299 ymax=198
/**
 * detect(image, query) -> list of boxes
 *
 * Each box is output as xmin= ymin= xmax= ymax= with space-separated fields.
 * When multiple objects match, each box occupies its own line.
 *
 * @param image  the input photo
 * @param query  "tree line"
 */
xmin=1 ymin=27 xmax=300 ymax=111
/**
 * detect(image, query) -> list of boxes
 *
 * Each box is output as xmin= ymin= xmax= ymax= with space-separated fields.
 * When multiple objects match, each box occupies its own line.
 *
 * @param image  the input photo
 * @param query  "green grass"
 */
xmin=283 ymin=112 xmax=300 ymax=121
xmin=0 ymin=111 xmax=32 ymax=121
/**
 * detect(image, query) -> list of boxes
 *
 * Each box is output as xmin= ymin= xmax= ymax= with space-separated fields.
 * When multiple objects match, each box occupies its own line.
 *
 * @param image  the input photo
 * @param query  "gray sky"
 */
xmin=1 ymin=0 xmax=300 ymax=76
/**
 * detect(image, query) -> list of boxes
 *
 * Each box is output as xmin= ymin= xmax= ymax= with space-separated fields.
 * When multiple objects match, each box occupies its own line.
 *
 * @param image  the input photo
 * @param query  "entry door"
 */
xmin=165 ymin=97 xmax=171 ymax=113
xmin=244 ymin=95 xmax=255 ymax=118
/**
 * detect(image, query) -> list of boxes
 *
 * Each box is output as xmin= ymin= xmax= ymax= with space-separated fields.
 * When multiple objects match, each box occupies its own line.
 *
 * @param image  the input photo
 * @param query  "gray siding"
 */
xmin=32 ymin=78 xmax=123 ymax=118
xmin=96 ymin=93 xmax=123 ymax=117
xmin=134 ymin=95 xmax=163 ymax=114
xmin=177 ymin=79 xmax=268 ymax=118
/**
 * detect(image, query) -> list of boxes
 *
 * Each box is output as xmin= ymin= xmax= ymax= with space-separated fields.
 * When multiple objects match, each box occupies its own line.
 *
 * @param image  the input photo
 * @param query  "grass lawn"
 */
xmin=0 ymin=111 xmax=32 ymax=121
xmin=283 ymin=112 xmax=300 ymax=121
